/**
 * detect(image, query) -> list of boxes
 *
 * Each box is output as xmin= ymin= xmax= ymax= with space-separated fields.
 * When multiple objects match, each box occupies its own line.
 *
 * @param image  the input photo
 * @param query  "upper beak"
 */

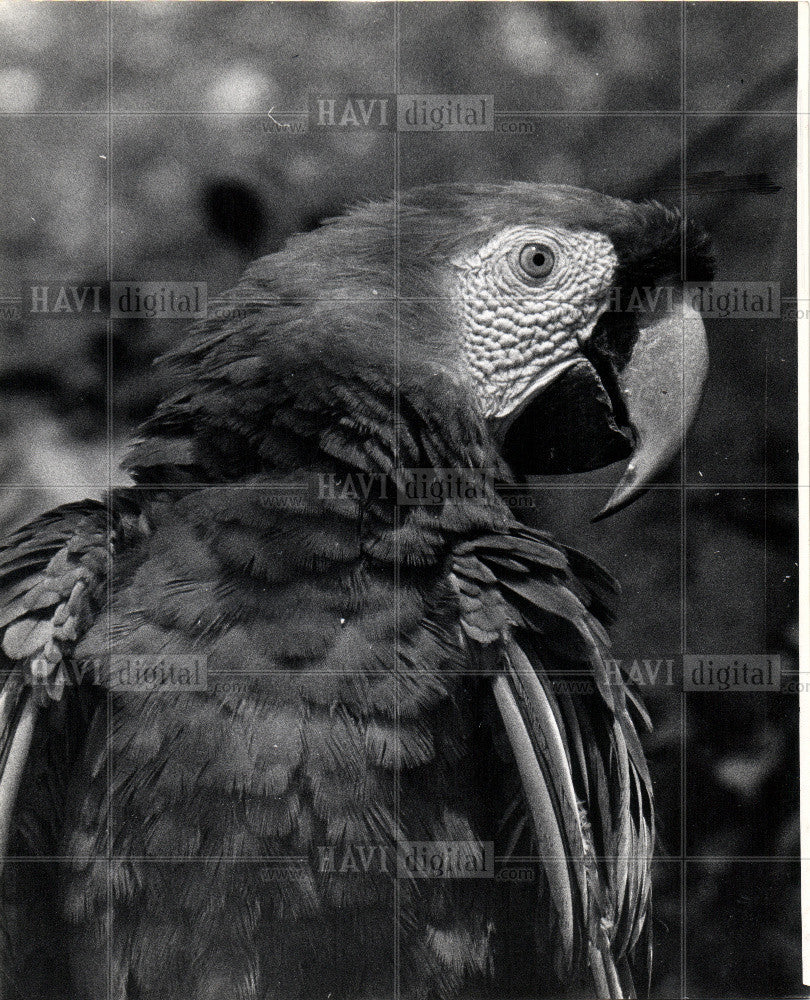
xmin=592 ymin=289 xmax=708 ymax=520
xmin=495 ymin=287 xmax=709 ymax=513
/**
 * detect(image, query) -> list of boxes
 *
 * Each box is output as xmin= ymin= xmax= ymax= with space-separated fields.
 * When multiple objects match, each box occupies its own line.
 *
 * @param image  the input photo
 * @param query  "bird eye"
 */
xmin=517 ymin=243 xmax=556 ymax=281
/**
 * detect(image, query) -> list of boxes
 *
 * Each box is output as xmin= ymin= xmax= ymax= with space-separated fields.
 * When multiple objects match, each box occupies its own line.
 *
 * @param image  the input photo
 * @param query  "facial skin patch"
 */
xmin=453 ymin=225 xmax=618 ymax=418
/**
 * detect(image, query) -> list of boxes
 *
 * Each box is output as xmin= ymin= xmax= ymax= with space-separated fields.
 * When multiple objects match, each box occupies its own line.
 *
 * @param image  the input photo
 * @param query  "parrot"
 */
xmin=0 ymin=182 xmax=712 ymax=1000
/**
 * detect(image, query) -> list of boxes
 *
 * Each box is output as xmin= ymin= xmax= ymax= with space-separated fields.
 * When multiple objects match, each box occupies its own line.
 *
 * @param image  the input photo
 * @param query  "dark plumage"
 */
xmin=0 ymin=183 xmax=709 ymax=999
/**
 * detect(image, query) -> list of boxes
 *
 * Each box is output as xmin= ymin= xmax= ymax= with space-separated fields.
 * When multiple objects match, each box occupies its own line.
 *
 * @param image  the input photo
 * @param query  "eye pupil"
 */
xmin=517 ymin=242 xmax=555 ymax=280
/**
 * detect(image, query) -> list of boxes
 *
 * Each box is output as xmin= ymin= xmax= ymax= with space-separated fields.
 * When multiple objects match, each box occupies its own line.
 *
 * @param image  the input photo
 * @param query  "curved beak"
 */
xmin=592 ymin=290 xmax=708 ymax=521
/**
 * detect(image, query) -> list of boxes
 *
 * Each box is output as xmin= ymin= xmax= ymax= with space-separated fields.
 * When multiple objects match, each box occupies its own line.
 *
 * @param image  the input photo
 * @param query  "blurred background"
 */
xmin=0 ymin=2 xmax=800 ymax=996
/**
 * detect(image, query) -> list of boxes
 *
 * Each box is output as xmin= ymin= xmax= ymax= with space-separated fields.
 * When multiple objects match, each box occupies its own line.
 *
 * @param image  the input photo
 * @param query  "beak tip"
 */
xmin=591 ymin=473 xmax=648 ymax=523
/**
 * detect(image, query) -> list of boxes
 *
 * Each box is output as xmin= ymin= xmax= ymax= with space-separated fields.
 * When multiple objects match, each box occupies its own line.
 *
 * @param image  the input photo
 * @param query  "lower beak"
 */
xmin=592 ymin=290 xmax=708 ymax=520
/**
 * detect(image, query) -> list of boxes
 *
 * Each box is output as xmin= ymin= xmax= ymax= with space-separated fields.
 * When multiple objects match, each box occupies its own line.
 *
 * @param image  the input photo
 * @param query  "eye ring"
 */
xmin=515 ymin=242 xmax=556 ymax=281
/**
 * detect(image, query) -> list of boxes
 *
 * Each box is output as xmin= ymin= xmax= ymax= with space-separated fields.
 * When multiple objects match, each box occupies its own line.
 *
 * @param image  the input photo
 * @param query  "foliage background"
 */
xmin=0 ymin=3 xmax=800 ymax=996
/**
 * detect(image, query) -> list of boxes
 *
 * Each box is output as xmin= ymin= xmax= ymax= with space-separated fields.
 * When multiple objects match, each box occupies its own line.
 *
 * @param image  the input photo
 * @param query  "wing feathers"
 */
xmin=0 ymin=498 xmax=134 ymax=872
xmin=0 ymin=687 xmax=36 ymax=875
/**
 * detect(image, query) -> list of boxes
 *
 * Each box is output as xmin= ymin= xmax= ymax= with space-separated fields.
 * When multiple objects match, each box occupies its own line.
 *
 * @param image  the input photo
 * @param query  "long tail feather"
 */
xmin=453 ymin=528 xmax=651 ymax=998
xmin=491 ymin=673 xmax=577 ymax=972
xmin=603 ymin=948 xmax=625 ymax=998
xmin=493 ymin=642 xmax=648 ymax=999
xmin=589 ymin=945 xmax=613 ymax=999
xmin=493 ymin=653 xmax=631 ymax=998
xmin=506 ymin=641 xmax=588 ymax=905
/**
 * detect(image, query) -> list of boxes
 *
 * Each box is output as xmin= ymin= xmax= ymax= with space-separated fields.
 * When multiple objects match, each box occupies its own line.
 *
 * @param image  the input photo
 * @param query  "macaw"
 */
xmin=0 ymin=182 xmax=712 ymax=1000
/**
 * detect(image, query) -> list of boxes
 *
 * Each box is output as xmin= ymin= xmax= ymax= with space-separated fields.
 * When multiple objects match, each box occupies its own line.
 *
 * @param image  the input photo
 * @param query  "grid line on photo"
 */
xmin=104 ymin=4 xmax=114 ymax=997
xmin=4 ymin=481 xmax=806 ymax=490
xmin=1 ymin=110 xmax=805 ymax=118
xmin=678 ymin=8 xmax=688 ymax=998
xmin=679 ymin=6 xmax=689 ymax=999
xmin=2 ymin=849 xmax=806 ymax=863
xmin=393 ymin=5 xmax=402 ymax=997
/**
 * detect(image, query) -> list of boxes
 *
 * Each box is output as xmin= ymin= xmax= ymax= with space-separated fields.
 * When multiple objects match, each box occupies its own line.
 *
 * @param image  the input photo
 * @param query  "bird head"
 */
xmin=393 ymin=182 xmax=714 ymax=517
xmin=131 ymin=182 xmax=712 ymax=519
